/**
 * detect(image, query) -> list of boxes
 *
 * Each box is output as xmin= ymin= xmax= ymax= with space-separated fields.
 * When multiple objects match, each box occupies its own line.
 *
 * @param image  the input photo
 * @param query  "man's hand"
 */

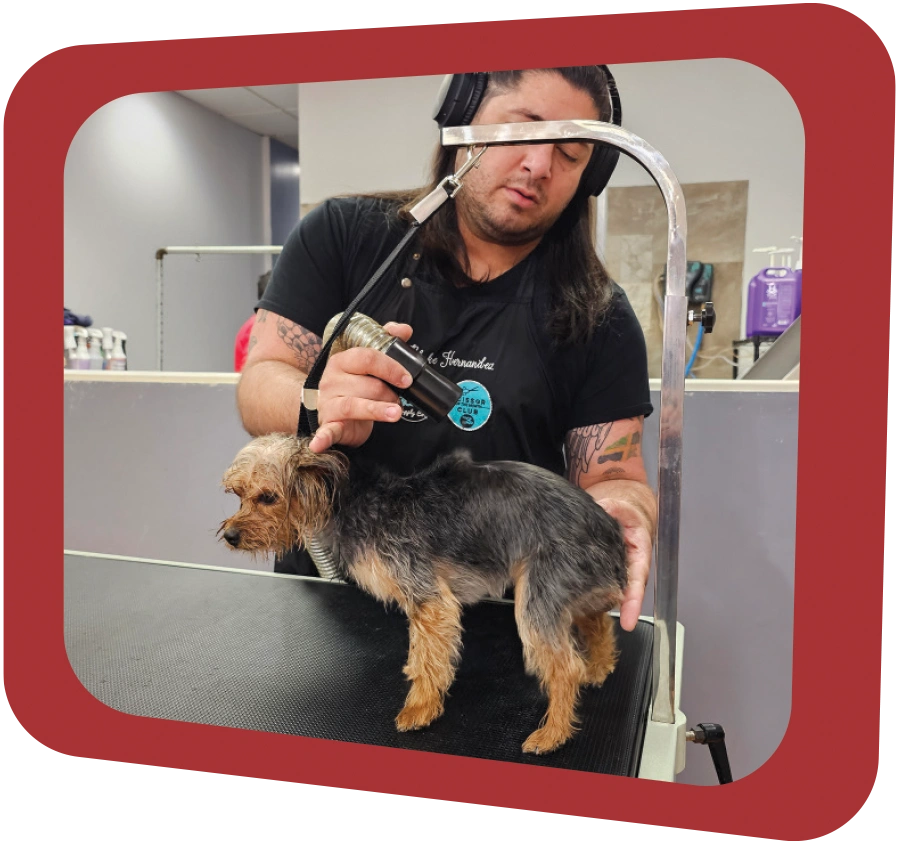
xmin=309 ymin=322 xmax=414 ymax=453
xmin=565 ymin=419 xmax=657 ymax=634
xmin=596 ymin=498 xmax=654 ymax=633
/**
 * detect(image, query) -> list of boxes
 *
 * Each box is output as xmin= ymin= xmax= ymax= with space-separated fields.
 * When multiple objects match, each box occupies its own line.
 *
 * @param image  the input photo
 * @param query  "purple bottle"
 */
xmin=746 ymin=248 xmax=801 ymax=337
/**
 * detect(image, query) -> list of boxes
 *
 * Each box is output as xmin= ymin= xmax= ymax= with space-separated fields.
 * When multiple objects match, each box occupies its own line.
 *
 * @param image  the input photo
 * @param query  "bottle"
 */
xmin=101 ymin=327 xmax=115 ymax=369
xmin=109 ymin=331 xmax=128 ymax=370
xmin=87 ymin=329 xmax=105 ymax=370
xmin=745 ymin=246 xmax=802 ymax=337
xmin=64 ymin=325 xmax=77 ymax=368
xmin=71 ymin=327 xmax=92 ymax=369
xmin=790 ymin=235 xmax=803 ymax=315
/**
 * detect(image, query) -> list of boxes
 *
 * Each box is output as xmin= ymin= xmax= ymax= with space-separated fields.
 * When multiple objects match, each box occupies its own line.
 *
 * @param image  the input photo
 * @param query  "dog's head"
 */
xmin=218 ymin=434 xmax=348 ymax=555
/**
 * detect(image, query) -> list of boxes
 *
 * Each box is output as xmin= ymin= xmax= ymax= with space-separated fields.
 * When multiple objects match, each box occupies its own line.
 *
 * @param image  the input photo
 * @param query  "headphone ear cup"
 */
xmin=460 ymin=73 xmax=488 ymax=125
xmin=580 ymin=65 xmax=623 ymax=197
xmin=433 ymin=73 xmax=488 ymax=128
xmin=580 ymin=146 xmax=621 ymax=197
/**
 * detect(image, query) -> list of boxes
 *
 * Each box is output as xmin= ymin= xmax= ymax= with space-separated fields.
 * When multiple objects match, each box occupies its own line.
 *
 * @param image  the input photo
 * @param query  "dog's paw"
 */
xmin=584 ymin=659 xmax=617 ymax=686
xmin=395 ymin=701 xmax=443 ymax=732
xmin=521 ymin=726 xmax=571 ymax=755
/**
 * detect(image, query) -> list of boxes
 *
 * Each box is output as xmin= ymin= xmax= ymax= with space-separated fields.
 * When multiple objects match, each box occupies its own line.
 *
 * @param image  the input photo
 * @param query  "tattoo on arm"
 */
xmin=566 ymin=419 xmax=642 ymax=485
xmin=566 ymin=422 xmax=613 ymax=484
xmin=276 ymin=316 xmax=322 ymax=372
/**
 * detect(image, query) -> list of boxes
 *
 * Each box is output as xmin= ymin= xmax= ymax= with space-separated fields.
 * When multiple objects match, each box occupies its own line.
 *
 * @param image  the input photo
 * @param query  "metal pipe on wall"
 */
xmin=154 ymin=245 xmax=284 ymax=371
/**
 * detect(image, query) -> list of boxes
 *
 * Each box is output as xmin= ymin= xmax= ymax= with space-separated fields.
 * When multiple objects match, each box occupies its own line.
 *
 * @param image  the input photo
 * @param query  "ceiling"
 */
xmin=176 ymin=84 xmax=299 ymax=149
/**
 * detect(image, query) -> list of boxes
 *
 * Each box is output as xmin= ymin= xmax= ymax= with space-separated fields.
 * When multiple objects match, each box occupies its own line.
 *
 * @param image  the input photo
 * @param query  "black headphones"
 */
xmin=432 ymin=66 xmax=622 ymax=198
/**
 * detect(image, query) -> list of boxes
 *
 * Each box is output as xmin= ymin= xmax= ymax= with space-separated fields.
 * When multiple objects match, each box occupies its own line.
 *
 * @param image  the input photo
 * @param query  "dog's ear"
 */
xmin=281 ymin=438 xmax=348 ymax=503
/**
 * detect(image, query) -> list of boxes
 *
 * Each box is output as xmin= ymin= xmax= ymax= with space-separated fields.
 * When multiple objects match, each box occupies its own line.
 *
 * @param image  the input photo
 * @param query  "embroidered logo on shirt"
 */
xmin=399 ymin=396 xmax=428 ymax=424
xmin=449 ymin=380 xmax=492 ymax=431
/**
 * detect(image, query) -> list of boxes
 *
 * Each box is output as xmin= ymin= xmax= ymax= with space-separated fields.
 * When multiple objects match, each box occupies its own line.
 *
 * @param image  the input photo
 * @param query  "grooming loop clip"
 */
xmin=444 ymin=144 xmax=487 ymax=197
xmin=408 ymin=145 xmax=487 ymax=223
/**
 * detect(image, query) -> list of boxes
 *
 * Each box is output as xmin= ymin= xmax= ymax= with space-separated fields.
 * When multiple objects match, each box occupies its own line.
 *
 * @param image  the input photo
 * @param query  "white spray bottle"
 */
xmin=101 ymin=327 xmax=115 ymax=369
xmin=71 ymin=327 xmax=92 ymax=369
xmin=64 ymin=325 xmax=77 ymax=368
xmin=109 ymin=331 xmax=128 ymax=370
xmin=87 ymin=329 xmax=105 ymax=370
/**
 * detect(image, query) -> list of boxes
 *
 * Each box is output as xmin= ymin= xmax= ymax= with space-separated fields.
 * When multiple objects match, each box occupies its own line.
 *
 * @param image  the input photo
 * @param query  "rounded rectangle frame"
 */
xmin=5 ymin=5 xmax=892 ymax=840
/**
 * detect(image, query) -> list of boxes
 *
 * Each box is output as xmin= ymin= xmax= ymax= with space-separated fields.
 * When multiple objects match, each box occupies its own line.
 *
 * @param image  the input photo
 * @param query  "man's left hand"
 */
xmin=596 ymin=498 xmax=654 ymax=632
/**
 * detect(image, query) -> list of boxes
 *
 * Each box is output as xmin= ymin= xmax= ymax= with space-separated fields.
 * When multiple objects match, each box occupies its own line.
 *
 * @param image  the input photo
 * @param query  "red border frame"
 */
xmin=5 ymin=5 xmax=893 ymax=839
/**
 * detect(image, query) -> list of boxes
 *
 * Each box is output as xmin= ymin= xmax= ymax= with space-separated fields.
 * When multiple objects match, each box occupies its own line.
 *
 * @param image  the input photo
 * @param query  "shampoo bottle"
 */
xmin=64 ymin=325 xmax=76 ymax=368
xmin=101 ymin=327 xmax=114 ymax=369
xmin=746 ymin=247 xmax=802 ymax=337
xmin=71 ymin=327 xmax=92 ymax=369
xmin=109 ymin=331 xmax=128 ymax=370
xmin=87 ymin=329 xmax=105 ymax=370
xmin=790 ymin=235 xmax=803 ymax=314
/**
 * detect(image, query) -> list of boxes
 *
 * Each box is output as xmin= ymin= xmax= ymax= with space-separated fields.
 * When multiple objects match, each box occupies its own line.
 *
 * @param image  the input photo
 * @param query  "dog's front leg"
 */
xmin=396 ymin=580 xmax=462 ymax=732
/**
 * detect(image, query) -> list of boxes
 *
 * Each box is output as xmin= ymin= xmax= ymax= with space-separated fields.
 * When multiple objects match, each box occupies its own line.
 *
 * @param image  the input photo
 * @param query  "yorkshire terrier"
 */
xmin=219 ymin=433 xmax=627 ymax=755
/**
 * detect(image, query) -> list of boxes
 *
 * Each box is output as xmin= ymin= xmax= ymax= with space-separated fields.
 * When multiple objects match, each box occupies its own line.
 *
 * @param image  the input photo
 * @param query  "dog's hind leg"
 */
xmin=574 ymin=611 xmax=619 ymax=686
xmin=514 ymin=571 xmax=587 ymax=755
xmin=395 ymin=578 xmax=463 ymax=732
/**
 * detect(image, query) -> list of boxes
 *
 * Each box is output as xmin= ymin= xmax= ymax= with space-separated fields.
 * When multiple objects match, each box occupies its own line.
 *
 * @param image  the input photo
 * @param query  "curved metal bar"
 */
xmin=443 ymin=121 xmax=687 ymax=724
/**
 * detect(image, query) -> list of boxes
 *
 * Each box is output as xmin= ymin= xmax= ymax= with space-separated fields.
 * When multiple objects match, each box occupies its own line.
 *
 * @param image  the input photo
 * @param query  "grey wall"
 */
xmin=64 ymin=92 xmax=267 ymax=372
xmin=64 ymin=379 xmax=797 ymax=787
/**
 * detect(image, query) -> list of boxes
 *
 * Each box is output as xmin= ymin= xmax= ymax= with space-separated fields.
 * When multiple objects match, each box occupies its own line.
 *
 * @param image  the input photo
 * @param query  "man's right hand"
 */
xmin=308 ymin=321 xmax=414 ymax=453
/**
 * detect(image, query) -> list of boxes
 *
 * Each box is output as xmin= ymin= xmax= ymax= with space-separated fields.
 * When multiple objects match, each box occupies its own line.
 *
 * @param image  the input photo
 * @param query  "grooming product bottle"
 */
xmin=790 ymin=235 xmax=803 ymax=314
xmin=109 ymin=331 xmax=128 ymax=370
xmin=87 ymin=329 xmax=105 ymax=370
xmin=101 ymin=327 xmax=114 ymax=369
xmin=745 ymin=246 xmax=802 ymax=337
xmin=64 ymin=325 xmax=77 ymax=368
xmin=71 ymin=327 xmax=93 ymax=369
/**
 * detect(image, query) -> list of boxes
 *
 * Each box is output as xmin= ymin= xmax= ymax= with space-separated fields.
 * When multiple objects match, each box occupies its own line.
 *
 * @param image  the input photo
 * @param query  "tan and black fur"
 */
xmin=220 ymin=433 xmax=627 ymax=755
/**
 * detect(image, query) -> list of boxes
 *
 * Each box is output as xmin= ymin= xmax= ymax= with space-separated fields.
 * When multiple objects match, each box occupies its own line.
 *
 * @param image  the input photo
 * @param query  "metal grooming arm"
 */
xmin=443 ymin=121 xmax=688 ymax=727
xmin=155 ymin=245 xmax=284 ymax=371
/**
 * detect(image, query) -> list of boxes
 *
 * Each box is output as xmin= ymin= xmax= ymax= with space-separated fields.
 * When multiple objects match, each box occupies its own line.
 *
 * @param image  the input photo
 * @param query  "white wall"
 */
xmin=297 ymin=75 xmax=442 ymax=203
xmin=296 ymin=60 xmax=804 ymax=323
xmin=64 ymin=92 xmax=267 ymax=372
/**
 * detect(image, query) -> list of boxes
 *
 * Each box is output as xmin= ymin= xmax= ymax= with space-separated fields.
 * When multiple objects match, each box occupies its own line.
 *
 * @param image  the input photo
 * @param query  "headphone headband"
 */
xmin=432 ymin=66 xmax=622 ymax=197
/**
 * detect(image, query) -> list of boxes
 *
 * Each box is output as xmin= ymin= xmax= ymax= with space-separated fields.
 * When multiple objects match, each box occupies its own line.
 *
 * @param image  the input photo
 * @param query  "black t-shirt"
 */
xmin=259 ymin=196 xmax=653 ymax=479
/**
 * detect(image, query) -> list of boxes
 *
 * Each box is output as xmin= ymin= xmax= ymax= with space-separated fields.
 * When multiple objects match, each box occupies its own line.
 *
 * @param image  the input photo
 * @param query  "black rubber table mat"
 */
xmin=64 ymin=555 xmax=653 ymax=775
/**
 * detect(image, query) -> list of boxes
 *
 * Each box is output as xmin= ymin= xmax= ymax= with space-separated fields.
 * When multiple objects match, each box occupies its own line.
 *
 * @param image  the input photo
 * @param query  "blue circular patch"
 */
xmin=449 ymin=380 xmax=492 ymax=431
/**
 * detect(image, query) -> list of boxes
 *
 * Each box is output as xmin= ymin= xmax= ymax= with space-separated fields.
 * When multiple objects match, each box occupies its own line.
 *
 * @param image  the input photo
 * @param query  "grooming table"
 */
xmin=64 ymin=554 xmax=654 ymax=776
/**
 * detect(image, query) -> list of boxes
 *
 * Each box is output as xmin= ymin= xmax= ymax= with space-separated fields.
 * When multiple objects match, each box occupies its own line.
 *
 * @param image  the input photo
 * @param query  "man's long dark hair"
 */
xmin=369 ymin=67 xmax=618 ymax=347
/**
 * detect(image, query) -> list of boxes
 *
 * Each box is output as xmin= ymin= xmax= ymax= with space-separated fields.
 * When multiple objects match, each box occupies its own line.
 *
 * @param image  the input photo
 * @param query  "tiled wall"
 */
xmin=605 ymin=181 xmax=749 ymax=379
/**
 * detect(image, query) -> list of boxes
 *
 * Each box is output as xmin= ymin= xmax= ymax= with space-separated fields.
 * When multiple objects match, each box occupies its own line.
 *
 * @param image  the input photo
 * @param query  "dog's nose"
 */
xmin=223 ymin=527 xmax=241 ymax=547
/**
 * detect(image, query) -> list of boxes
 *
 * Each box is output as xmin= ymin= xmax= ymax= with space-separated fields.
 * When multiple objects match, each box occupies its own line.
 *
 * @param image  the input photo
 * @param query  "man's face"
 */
xmin=454 ymin=71 xmax=600 ymax=247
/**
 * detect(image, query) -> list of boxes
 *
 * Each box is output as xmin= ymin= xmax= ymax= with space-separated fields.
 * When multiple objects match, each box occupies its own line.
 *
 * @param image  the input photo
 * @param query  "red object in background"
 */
xmin=234 ymin=315 xmax=255 ymax=372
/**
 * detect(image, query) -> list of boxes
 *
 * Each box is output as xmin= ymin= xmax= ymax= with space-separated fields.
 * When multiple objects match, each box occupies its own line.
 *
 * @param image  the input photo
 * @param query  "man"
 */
xmin=237 ymin=66 xmax=657 ymax=632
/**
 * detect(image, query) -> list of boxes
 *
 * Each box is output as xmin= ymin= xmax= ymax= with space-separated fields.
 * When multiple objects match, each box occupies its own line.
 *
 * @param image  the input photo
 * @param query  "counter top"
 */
xmin=64 ymin=371 xmax=800 ymax=392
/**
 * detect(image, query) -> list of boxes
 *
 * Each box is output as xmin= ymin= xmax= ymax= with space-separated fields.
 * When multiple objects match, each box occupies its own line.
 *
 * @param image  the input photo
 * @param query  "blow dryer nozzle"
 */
xmin=323 ymin=312 xmax=462 ymax=420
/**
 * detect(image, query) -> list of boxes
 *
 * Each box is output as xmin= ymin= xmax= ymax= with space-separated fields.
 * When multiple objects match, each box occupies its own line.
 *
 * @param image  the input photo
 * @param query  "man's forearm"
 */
xmin=584 ymin=478 xmax=658 ymax=538
xmin=236 ymin=360 xmax=307 ymax=436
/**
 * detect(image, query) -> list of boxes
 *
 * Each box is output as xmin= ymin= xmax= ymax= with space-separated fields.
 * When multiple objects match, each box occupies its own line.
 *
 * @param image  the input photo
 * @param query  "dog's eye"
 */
xmin=257 ymin=492 xmax=279 ymax=505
